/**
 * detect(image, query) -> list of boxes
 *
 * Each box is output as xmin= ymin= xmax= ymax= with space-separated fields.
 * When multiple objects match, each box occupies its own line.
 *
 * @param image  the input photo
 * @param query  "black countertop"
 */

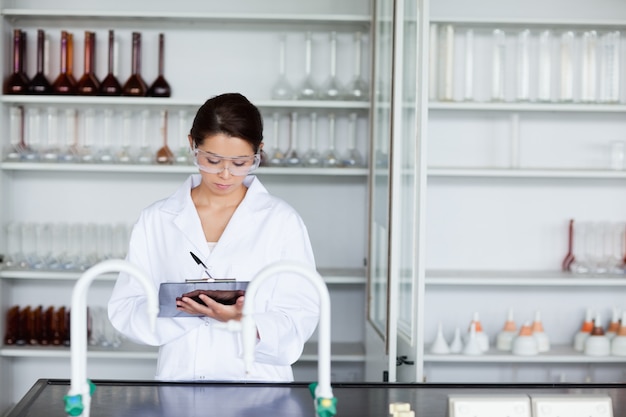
xmin=7 ymin=379 xmax=626 ymax=417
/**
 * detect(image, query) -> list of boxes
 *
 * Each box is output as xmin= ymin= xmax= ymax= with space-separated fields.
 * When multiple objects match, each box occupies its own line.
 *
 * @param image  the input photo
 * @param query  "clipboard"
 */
xmin=158 ymin=281 xmax=248 ymax=317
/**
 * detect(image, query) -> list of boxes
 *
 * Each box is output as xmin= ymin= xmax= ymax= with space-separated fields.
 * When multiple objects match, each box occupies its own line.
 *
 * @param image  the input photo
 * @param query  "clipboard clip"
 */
xmin=185 ymin=278 xmax=237 ymax=283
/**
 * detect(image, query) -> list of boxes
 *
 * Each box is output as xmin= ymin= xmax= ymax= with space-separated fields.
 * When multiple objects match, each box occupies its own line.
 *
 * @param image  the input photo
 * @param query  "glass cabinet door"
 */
xmin=366 ymin=0 xmax=394 ymax=381
xmin=393 ymin=0 xmax=428 ymax=383
xmin=366 ymin=0 xmax=428 ymax=382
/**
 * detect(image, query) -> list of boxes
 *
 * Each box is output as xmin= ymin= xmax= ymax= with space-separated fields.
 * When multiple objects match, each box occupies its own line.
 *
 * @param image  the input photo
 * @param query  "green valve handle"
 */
xmin=308 ymin=382 xmax=337 ymax=417
xmin=63 ymin=380 xmax=96 ymax=417
xmin=315 ymin=396 xmax=338 ymax=417
xmin=88 ymin=379 xmax=96 ymax=395
xmin=63 ymin=394 xmax=84 ymax=417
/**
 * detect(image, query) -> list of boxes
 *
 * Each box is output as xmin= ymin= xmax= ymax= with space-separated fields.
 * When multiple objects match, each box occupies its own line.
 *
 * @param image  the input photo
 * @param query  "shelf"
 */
xmin=429 ymin=17 xmax=626 ymax=28
xmin=426 ymin=270 xmax=626 ymax=287
xmin=429 ymin=101 xmax=626 ymax=112
xmin=428 ymin=167 xmax=626 ymax=179
xmin=0 ymin=96 xmax=371 ymax=110
xmin=1 ymin=9 xmax=371 ymax=26
xmin=0 ymin=162 xmax=368 ymax=177
xmin=0 ymin=342 xmax=157 ymax=360
xmin=301 ymin=342 xmax=365 ymax=362
xmin=424 ymin=344 xmax=626 ymax=363
xmin=0 ymin=341 xmax=365 ymax=362
xmin=0 ymin=267 xmax=366 ymax=285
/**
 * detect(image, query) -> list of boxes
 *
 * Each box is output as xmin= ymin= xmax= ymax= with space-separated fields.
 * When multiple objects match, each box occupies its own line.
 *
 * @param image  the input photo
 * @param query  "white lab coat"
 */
xmin=108 ymin=174 xmax=319 ymax=381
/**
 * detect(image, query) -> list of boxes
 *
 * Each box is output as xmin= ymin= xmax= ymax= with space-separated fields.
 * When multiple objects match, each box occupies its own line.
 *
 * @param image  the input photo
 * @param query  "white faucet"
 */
xmin=239 ymin=260 xmax=336 ymax=415
xmin=64 ymin=259 xmax=159 ymax=417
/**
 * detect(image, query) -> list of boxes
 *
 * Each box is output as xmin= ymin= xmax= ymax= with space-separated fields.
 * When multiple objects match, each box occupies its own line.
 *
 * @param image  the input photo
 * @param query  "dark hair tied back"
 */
xmin=190 ymin=93 xmax=264 ymax=152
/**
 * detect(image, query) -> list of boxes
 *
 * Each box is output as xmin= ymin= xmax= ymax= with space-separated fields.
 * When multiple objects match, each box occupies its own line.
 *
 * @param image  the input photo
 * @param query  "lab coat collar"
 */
xmin=160 ymin=174 xmax=272 ymax=258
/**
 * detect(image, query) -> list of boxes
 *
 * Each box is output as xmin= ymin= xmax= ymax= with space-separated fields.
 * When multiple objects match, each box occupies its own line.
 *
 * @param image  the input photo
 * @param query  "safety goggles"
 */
xmin=193 ymin=148 xmax=261 ymax=176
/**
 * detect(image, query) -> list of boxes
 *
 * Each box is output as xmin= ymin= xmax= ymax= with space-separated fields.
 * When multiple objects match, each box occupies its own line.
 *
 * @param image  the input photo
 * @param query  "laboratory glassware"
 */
xmin=346 ymin=31 xmax=369 ymax=101
xmin=322 ymin=113 xmax=340 ymax=167
xmin=341 ymin=112 xmax=364 ymax=167
xmin=174 ymin=109 xmax=191 ymax=164
xmin=122 ymin=32 xmax=148 ymax=96
xmin=282 ymin=112 xmax=302 ymax=166
xmin=322 ymin=31 xmax=344 ymax=100
xmin=271 ymin=34 xmax=295 ymax=100
xmin=76 ymin=31 xmax=100 ymax=95
xmin=147 ymin=33 xmax=171 ymax=97
xmin=29 ymin=29 xmax=52 ymax=94
xmin=438 ymin=24 xmax=454 ymax=101
xmin=41 ymin=107 xmax=60 ymax=162
xmin=265 ymin=113 xmax=285 ymax=167
xmin=52 ymin=31 xmax=77 ymax=95
xmin=156 ymin=110 xmax=174 ymax=164
xmin=559 ymin=31 xmax=575 ymax=102
xmin=4 ymin=106 xmax=26 ymax=161
xmin=580 ymin=31 xmax=598 ymax=103
xmin=297 ymin=32 xmax=318 ymax=100
xmin=491 ymin=29 xmax=506 ymax=102
xmin=99 ymin=30 xmax=122 ymax=96
xmin=135 ymin=109 xmax=153 ymax=164
xmin=3 ymin=29 xmax=30 ymax=94
xmin=303 ymin=112 xmax=323 ymax=167
xmin=98 ymin=108 xmax=117 ymax=163
xmin=516 ymin=29 xmax=530 ymax=101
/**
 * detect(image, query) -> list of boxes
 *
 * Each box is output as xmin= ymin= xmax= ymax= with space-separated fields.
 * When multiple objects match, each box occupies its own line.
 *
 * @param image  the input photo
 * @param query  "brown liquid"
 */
xmin=52 ymin=31 xmax=77 ymax=95
xmin=77 ymin=31 xmax=100 ymax=95
xmin=122 ymin=32 xmax=148 ymax=96
xmin=29 ymin=29 xmax=52 ymax=94
xmin=156 ymin=110 xmax=174 ymax=164
xmin=99 ymin=30 xmax=122 ymax=96
xmin=148 ymin=33 xmax=171 ymax=97
xmin=3 ymin=29 xmax=30 ymax=94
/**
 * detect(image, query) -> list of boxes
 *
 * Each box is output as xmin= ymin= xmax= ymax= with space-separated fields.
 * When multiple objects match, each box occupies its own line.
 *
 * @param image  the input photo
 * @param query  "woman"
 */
xmin=108 ymin=93 xmax=319 ymax=381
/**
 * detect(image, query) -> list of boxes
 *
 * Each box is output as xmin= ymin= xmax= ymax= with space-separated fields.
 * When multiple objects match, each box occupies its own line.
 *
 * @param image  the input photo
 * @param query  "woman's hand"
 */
xmin=176 ymin=293 xmax=245 ymax=322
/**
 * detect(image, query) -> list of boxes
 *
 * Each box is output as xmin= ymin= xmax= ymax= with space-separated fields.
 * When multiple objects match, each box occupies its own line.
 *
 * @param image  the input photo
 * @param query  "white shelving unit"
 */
xmin=420 ymin=0 xmax=626 ymax=383
xmin=0 ymin=0 xmax=372 ymax=412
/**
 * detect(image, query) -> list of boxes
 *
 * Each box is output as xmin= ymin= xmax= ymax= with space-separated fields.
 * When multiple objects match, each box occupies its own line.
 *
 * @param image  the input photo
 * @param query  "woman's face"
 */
xmin=190 ymin=133 xmax=257 ymax=196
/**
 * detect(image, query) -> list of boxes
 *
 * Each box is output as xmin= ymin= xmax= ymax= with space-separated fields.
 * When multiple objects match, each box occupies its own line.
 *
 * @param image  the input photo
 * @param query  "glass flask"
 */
xmin=52 ymin=31 xmax=77 ymax=95
xmin=282 ymin=112 xmax=302 ymax=166
xmin=147 ymin=33 xmax=171 ymax=97
xmin=3 ymin=29 xmax=30 ymax=94
xmin=271 ymin=33 xmax=295 ymax=100
xmin=265 ymin=113 xmax=285 ymax=167
xmin=321 ymin=31 xmax=344 ymax=100
xmin=99 ymin=30 xmax=122 ymax=96
xmin=303 ymin=112 xmax=322 ymax=167
xmin=29 ymin=29 xmax=52 ymax=94
xmin=341 ymin=112 xmax=364 ymax=167
xmin=322 ymin=113 xmax=340 ymax=168
xmin=346 ymin=31 xmax=369 ymax=101
xmin=122 ymin=32 xmax=148 ymax=96
xmin=76 ymin=31 xmax=101 ymax=95
xmin=156 ymin=110 xmax=174 ymax=164
xmin=297 ymin=32 xmax=318 ymax=100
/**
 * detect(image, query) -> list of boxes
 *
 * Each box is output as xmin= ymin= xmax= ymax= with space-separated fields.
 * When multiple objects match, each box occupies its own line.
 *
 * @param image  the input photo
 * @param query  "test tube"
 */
xmin=516 ymin=29 xmax=530 ymax=101
xmin=428 ymin=23 xmax=438 ymax=101
xmin=491 ymin=29 xmax=506 ymax=101
xmin=463 ymin=28 xmax=474 ymax=101
xmin=559 ymin=31 xmax=575 ymax=102
xmin=580 ymin=31 xmax=598 ymax=103
xmin=600 ymin=31 xmax=620 ymax=103
xmin=438 ymin=24 xmax=454 ymax=101
xmin=537 ymin=30 xmax=552 ymax=102
xmin=25 ymin=107 xmax=42 ymax=161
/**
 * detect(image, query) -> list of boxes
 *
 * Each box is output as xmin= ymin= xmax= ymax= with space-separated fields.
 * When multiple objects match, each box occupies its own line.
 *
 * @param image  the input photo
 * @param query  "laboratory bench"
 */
xmin=6 ymin=379 xmax=626 ymax=417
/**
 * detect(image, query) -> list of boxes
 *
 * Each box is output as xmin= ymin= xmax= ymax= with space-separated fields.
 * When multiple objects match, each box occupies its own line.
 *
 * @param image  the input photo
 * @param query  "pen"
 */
xmin=190 ymin=251 xmax=214 ymax=279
